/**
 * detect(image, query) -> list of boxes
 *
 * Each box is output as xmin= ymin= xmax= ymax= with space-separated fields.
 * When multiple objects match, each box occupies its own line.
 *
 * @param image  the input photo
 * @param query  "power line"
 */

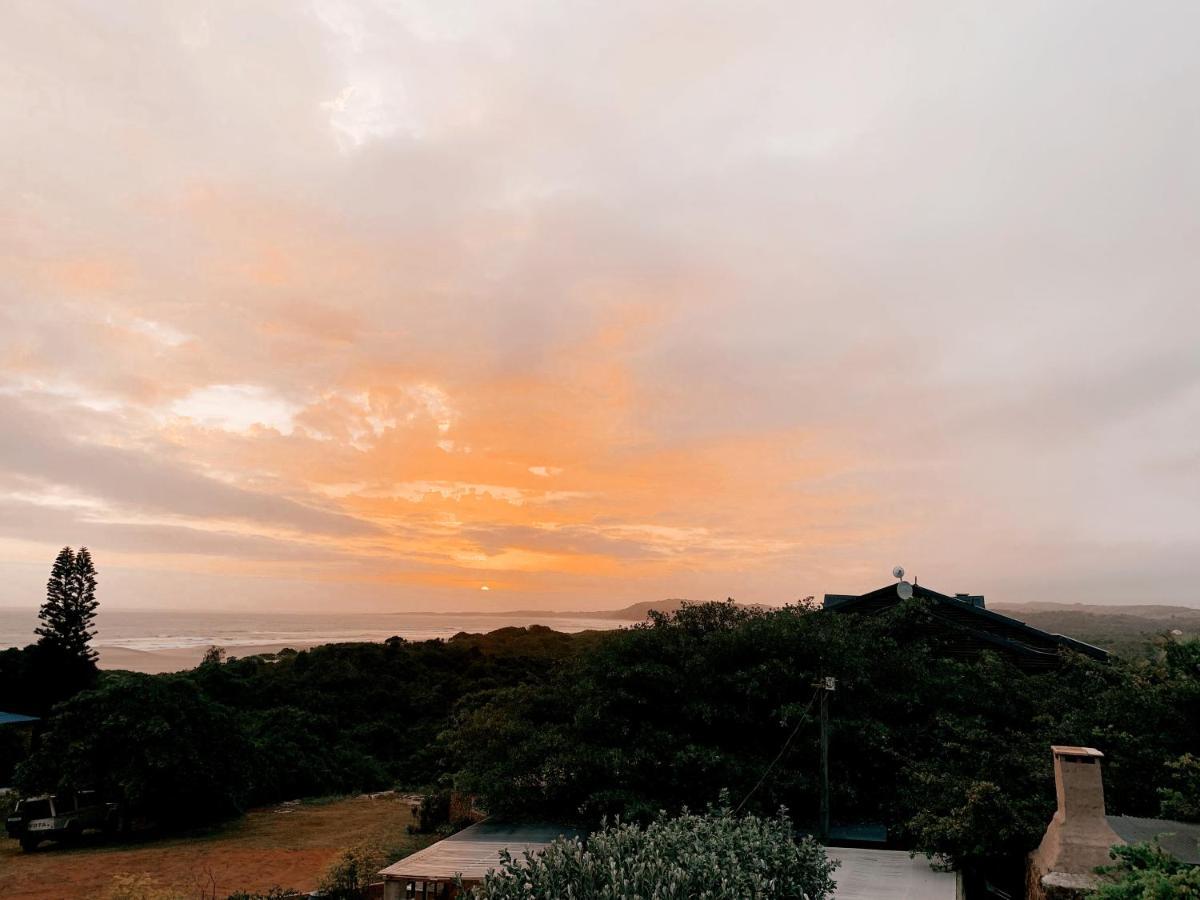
xmin=734 ymin=685 xmax=822 ymax=814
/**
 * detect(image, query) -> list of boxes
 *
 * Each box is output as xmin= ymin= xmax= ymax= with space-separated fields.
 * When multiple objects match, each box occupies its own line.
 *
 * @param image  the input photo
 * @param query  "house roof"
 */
xmin=0 ymin=711 xmax=38 ymax=726
xmin=379 ymin=820 xmax=579 ymax=883
xmin=826 ymin=847 xmax=957 ymax=898
xmin=1107 ymin=815 xmax=1200 ymax=866
xmin=823 ymin=583 xmax=1109 ymax=665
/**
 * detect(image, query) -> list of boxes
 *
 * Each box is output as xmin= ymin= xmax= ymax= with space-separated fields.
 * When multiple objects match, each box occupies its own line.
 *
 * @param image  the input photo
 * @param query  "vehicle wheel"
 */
xmin=19 ymin=836 xmax=40 ymax=852
xmin=64 ymin=821 xmax=83 ymax=843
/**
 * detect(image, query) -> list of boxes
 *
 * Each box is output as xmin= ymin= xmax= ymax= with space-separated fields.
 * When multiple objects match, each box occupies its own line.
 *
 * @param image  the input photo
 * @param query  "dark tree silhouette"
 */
xmin=35 ymin=546 xmax=99 ymax=664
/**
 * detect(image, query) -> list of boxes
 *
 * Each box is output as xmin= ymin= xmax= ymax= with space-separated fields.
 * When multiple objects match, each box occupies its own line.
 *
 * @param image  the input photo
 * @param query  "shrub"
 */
xmin=1158 ymin=754 xmax=1200 ymax=822
xmin=1089 ymin=842 xmax=1200 ymax=898
xmin=318 ymin=841 xmax=400 ymax=899
xmin=0 ymin=790 xmax=17 ymax=822
xmin=471 ymin=807 xmax=837 ymax=900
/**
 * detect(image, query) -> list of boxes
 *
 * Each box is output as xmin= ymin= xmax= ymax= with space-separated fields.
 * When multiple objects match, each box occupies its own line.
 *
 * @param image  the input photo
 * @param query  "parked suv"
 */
xmin=5 ymin=791 xmax=117 ymax=851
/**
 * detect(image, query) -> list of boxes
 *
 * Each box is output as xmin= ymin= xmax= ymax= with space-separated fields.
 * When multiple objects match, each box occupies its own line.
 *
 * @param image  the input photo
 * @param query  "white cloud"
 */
xmin=0 ymin=376 xmax=123 ymax=413
xmin=314 ymin=0 xmax=423 ymax=151
xmin=406 ymin=384 xmax=456 ymax=433
xmin=322 ymin=480 xmax=587 ymax=506
xmin=322 ymin=80 xmax=415 ymax=150
xmin=127 ymin=317 xmax=190 ymax=348
xmin=323 ymin=385 xmax=458 ymax=449
xmin=2 ymin=484 xmax=111 ymax=514
xmin=171 ymin=385 xmax=302 ymax=434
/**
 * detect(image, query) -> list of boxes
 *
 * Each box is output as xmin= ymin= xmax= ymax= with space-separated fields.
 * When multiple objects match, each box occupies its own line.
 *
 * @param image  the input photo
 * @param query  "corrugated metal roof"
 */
xmin=379 ymin=820 xmax=579 ymax=883
xmin=1107 ymin=815 xmax=1200 ymax=866
xmin=827 ymin=847 xmax=957 ymax=899
xmin=0 ymin=711 xmax=38 ymax=726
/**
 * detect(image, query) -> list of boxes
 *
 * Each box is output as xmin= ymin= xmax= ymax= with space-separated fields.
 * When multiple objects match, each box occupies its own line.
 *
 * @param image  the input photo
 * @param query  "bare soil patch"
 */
xmin=0 ymin=794 xmax=433 ymax=899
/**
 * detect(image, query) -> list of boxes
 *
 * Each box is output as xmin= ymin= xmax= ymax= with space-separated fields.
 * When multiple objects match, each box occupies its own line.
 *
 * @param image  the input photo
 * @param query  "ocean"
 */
xmin=0 ymin=607 xmax=625 ymax=654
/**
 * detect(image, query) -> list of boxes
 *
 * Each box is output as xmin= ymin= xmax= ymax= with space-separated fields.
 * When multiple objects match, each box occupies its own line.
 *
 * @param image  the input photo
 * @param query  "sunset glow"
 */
xmin=2 ymin=2 xmax=1198 ymax=610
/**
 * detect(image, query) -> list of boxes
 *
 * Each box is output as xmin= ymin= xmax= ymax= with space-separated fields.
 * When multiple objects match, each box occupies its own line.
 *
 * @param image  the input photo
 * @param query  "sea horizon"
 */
xmin=0 ymin=606 xmax=627 ymax=655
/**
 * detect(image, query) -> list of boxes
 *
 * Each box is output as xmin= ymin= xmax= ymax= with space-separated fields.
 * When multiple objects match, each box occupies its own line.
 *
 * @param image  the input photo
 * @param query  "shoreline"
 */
xmin=96 ymin=642 xmax=330 ymax=674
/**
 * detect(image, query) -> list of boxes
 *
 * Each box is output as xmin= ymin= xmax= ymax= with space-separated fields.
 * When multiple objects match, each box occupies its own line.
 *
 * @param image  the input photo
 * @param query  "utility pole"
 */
xmin=817 ymin=676 xmax=835 ymax=842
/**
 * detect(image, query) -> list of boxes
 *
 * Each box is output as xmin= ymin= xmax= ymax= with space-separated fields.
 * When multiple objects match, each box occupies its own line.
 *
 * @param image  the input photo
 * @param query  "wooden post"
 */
xmin=818 ymin=676 xmax=835 ymax=842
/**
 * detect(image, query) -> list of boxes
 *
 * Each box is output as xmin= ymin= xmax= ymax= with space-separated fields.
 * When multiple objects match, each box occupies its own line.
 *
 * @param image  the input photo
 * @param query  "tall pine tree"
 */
xmin=35 ymin=546 xmax=99 ymax=664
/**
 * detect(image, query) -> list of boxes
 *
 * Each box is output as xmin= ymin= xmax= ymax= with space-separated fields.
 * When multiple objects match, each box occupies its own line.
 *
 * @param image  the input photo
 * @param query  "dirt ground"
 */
xmin=0 ymin=793 xmax=435 ymax=899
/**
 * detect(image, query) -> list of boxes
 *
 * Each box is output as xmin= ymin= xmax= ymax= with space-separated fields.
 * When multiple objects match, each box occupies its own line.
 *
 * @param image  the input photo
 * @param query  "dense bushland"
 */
xmin=444 ymin=601 xmax=1200 ymax=871
xmin=14 ymin=626 xmax=596 ymax=825
xmin=10 ymin=599 xmax=1200 ymax=878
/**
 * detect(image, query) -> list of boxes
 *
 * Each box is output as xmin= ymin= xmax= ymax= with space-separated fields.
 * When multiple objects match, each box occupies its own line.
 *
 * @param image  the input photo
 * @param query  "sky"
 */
xmin=1 ymin=1 xmax=1198 ymax=612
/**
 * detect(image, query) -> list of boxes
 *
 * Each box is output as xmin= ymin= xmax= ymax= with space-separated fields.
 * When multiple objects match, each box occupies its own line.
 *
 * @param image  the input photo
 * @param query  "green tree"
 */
xmin=319 ymin=842 xmax=399 ymax=899
xmin=445 ymin=603 xmax=1200 ymax=891
xmin=16 ymin=674 xmax=252 ymax=827
xmin=35 ymin=546 xmax=99 ymax=664
xmin=1158 ymin=754 xmax=1200 ymax=822
xmin=471 ymin=807 xmax=838 ymax=900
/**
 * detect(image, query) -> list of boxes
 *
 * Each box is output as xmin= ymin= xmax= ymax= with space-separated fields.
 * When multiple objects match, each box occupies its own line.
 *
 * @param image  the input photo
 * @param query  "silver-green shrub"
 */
xmin=471 ymin=808 xmax=837 ymax=900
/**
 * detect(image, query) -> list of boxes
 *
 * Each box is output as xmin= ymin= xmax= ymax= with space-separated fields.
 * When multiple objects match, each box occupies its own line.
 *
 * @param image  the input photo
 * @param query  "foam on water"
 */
xmin=0 ymin=607 xmax=623 ymax=652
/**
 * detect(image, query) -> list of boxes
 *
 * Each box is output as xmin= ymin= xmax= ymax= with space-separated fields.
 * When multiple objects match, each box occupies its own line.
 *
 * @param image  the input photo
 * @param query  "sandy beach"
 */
xmin=0 ymin=608 xmax=626 ymax=675
xmin=96 ymin=642 xmax=326 ymax=675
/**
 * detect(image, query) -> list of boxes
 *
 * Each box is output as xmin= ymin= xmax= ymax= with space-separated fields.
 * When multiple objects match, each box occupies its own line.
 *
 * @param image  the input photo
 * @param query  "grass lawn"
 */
xmin=0 ymin=793 xmax=435 ymax=899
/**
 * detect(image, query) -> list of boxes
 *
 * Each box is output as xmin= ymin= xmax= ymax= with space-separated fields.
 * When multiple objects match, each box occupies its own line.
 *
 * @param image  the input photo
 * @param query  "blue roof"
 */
xmin=0 ymin=711 xmax=38 ymax=726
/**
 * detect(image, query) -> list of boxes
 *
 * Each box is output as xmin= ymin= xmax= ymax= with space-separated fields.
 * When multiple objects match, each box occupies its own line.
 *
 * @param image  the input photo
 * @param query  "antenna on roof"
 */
xmin=893 ymin=565 xmax=914 ymax=600
xmin=892 ymin=566 xmax=905 ymax=579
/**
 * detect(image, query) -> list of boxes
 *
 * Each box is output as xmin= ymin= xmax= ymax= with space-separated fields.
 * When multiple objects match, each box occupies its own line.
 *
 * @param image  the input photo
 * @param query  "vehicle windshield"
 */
xmin=52 ymin=794 xmax=75 ymax=812
xmin=19 ymin=798 xmax=52 ymax=819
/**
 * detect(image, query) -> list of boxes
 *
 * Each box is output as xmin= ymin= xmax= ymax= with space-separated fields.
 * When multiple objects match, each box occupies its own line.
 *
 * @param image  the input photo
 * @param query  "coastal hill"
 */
xmin=472 ymin=598 xmax=1200 ymax=656
xmin=475 ymin=598 xmax=765 ymax=621
xmin=448 ymin=599 xmax=697 ymax=621
xmin=577 ymin=598 xmax=694 ymax=620
xmin=508 ymin=597 xmax=1200 ymax=657
xmin=992 ymin=602 xmax=1200 ymax=657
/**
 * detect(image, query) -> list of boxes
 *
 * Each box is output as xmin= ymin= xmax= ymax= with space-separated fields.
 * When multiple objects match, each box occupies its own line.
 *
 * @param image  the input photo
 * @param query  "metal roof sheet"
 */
xmin=1107 ymin=815 xmax=1200 ymax=866
xmin=827 ymin=847 xmax=957 ymax=899
xmin=0 ymin=711 xmax=38 ymax=726
xmin=379 ymin=821 xmax=579 ymax=883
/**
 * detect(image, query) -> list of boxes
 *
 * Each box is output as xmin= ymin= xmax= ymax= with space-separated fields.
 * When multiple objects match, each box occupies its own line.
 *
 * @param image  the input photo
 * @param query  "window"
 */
xmin=19 ymin=799 xmax=52 ymax=819
xmin=405 ymin=880 xmax=449 ymax=898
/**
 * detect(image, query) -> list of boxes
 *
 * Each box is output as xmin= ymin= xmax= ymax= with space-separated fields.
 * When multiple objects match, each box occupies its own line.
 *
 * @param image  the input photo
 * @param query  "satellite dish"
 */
xmin=896 ymin=581 xmax=914 ymax=600
xmin=892 ymin=565 xmax=905 ymax=580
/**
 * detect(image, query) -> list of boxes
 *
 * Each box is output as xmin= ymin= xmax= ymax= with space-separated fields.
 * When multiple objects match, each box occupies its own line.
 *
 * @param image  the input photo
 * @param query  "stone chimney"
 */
xmin=1029 ymin=746 xmax=1122 ymax=885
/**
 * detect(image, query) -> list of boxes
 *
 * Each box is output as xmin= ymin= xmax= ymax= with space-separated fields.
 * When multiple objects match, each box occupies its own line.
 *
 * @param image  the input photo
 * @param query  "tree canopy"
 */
xmin=36 ymin=545 xmax=99 ymax=663
xmin=0 ymin=546 xmax=101 ymax=724
xmin=445 ymin=600 xmax=1200 ymax=875
xmin=9 ymin=598 xmax=1199 ymax=889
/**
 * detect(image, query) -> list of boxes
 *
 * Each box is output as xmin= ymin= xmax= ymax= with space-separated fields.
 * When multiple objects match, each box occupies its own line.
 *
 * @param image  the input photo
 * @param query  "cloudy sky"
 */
xmin=1 ymin=1 xmax=1198 ymax=611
